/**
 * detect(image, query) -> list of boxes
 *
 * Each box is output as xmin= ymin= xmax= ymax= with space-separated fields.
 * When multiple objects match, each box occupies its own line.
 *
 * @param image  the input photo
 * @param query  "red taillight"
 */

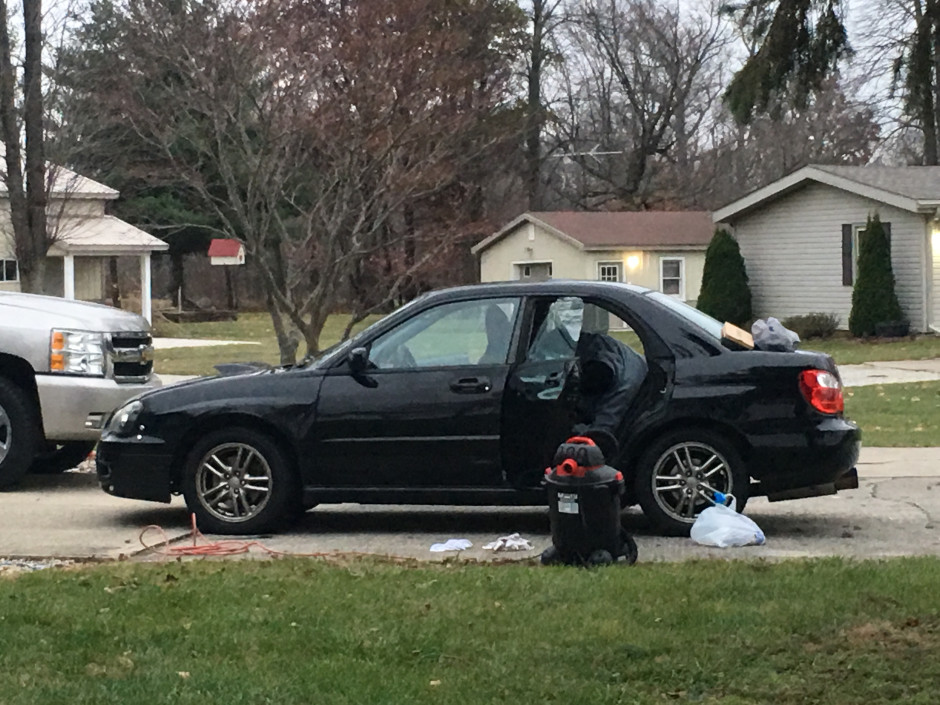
xmin=799 ymin=369 xmax=844 ymax=414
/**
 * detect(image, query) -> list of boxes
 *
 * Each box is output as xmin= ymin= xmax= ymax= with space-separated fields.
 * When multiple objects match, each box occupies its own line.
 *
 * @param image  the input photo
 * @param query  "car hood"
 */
xmin=137 ymin=366 xmax=314 ymax=410
xmin=0 ymin=291 xmax=150 ymax=332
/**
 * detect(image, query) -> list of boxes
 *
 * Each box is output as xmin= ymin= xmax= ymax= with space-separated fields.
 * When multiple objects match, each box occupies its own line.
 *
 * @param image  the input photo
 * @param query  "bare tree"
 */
xmin=699 ymin=76 xmax=881 ymax=207
xmin=550 ymin=0 xmax=731 ymax=209
xmin=0 ymin=0 xmax=49 ymax=293
xmin=522 ymin=0 xmax=567 ymax=209
xmin=72 ymin=0 xmax=521 ymax=361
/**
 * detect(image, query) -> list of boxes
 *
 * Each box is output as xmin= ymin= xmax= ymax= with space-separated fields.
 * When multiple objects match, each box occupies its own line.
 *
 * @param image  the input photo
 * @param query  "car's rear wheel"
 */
xmin=182 ymin=428 xmax=300 ymax=535
xmin=635 ymin=428 xmax=749 ymax=536
xmin=0 ymin=377 xmax=40 ymax=490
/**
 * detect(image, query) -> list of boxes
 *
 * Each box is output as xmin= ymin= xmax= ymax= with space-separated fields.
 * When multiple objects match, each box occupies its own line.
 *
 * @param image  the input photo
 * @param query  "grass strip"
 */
xmin=1 ymin=558 xmax=939 ymax=704
xmin=845 ymin=381 xmax=940 ymax=447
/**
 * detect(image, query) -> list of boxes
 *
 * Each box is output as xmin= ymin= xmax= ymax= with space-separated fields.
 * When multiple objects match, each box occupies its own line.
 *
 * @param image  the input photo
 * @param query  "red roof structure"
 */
xmin=208 ymin=239 xmax=243 ymax=257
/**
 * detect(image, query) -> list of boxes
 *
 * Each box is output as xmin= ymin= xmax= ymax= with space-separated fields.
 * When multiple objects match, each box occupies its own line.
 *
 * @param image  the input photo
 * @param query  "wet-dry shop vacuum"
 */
xmin=541 ymin=436 xmax=638 ymax=567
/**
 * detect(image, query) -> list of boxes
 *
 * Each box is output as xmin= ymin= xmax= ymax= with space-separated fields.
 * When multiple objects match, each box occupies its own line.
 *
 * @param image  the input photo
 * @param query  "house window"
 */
xmin=523 ymin=265 xmax=531 ymax=278
xmin=0 ymin=259 xmax=18 ymax=282
xmin=597 ymin=262 xmax=622 ymax=282
xmin=660 ymin=257 xmax=685 ymax=298
xmin=843 ymin=221 xmax=891 ymax=286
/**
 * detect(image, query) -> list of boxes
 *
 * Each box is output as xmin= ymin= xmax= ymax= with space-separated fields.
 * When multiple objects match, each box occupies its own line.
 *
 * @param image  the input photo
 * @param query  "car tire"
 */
xmin=635 ymin=428 xmax=749 ymax=536
xmin=30 ymin=441 xmax=96 ymax=474
xmin=0 ymin=377 xmax=40 ymax=490
xmin=182 ymin=427 xmax=300 ymax=535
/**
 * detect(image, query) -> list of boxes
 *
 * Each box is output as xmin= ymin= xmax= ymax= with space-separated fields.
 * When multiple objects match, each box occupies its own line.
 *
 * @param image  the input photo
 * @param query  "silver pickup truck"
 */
xmin=0 ymin=291 xmax=161 ymax=488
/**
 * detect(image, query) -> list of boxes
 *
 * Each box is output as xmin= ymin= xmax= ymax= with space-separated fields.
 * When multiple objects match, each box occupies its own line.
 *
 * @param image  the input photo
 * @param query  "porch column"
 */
xmin=140 ymin=252 xmax=152 ymax=323
xmin=63 ymin=254 xmax=75 ymax=300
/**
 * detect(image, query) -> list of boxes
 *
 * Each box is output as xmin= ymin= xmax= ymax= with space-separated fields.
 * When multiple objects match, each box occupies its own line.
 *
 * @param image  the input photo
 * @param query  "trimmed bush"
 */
xmin=848 ymin=214 xmax=905 ymax=338
xmin=696 ymin=228 xmax=752 ymax=326
xmin=781 ymin=312 xmax=840 ymax=340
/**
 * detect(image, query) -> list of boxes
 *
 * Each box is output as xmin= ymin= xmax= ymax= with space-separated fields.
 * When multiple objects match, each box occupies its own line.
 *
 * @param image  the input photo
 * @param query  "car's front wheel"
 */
xmin=182 ymin=428 xmax=300 ymax=535
xmin=635 ymin=428 xmax=749 ymax=536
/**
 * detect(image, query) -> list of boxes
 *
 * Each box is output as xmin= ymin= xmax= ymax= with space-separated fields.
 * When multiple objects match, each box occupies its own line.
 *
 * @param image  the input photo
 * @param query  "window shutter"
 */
xmin=883 ymin=222 xmax=891 ymax=256
xmin=842 ymin=224 xmax=853 ymax=286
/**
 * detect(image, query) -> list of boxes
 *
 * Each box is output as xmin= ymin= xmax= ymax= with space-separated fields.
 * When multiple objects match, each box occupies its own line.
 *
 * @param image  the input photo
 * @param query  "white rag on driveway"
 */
xmin=429 ymin=539 xmax=473 ymax=552
xmin=482 ymin=533 xmax=534 ymax=552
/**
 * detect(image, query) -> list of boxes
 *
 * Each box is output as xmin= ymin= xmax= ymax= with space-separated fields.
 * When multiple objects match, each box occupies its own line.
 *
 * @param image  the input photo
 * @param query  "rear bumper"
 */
xmin=96 ymin=436 xmax=173 ymax=503
xmin=36 ymin=373 xmax=162 ymax=441
xmin=747 ymin=416 xmax=861 ymax=500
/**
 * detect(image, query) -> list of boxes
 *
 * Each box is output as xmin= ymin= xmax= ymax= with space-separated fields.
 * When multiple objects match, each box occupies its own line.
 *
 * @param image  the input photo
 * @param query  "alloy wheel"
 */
xmin=195 ymin=442 xmax=273 ymax=523
xmin=0 ymin=403 xmax=10 ymax=465
xmin=650 ymin=441 xmax=733 ymax=523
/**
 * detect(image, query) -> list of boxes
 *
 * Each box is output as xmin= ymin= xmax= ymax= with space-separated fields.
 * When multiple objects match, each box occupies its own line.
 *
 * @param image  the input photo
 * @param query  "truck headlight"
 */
xmin=50 ymin=329 xmax=105 ymax=376
xmin=107 ymin=400 xmax=143 ymax=435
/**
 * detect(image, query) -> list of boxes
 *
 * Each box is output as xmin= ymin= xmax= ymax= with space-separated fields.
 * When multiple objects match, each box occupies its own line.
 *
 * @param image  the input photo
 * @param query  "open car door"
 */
xmin=501 ymin=297 xmax=584 ymax=488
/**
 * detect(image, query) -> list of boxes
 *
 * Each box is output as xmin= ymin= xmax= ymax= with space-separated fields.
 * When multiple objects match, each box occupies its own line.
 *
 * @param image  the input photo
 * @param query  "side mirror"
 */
xmin=348 ymin=346 xmax=370 ymax=374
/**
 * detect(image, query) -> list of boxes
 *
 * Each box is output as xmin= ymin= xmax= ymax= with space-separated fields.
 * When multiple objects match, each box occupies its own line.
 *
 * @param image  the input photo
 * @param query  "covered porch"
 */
xmin=46 ymin=216 xmax=169 ymax=323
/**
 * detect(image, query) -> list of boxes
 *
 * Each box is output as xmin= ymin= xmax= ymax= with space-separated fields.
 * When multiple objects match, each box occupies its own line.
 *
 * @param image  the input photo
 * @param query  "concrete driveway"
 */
xmin=2 ymin=446 xmax=939 ymax=564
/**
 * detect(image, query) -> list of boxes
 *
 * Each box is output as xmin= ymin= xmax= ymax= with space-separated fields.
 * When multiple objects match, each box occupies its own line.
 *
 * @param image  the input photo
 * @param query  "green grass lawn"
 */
xmin=152 ymin=312 xmax=381 ymax=376
xmin=2 ymin=558 xmax=939 ymax=704
xmin=845 ymin=381 xmax=940 ymax=447
xmin=803 ymin=333 xmax=940 ymax=365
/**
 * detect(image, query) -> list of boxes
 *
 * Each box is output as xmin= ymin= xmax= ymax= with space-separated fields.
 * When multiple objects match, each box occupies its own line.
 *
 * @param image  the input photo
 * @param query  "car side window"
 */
xmin=527 ymin=296 xmax=645 ymax=361
xmin=369 ymin=298 xmax=519 ymax=370
xmin=527 ymin=297 xmax=583 ymax=361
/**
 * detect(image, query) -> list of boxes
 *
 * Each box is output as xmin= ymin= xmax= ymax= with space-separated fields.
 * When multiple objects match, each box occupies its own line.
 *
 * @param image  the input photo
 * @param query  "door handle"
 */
xmin=450 ymin=376 xmax=492 ymax=394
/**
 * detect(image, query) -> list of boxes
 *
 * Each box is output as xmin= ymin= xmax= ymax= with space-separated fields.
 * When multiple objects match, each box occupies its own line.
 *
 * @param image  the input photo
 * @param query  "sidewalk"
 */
xmin=858 ymin=446 xmax=940 ymax=477
xmin=839 ymin=358 xmax=940 ymax=386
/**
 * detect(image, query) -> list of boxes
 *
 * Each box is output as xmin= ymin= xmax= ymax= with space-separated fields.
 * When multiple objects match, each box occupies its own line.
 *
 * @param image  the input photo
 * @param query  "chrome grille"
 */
xmin=108 ymin=332 xmax=154 ymax=382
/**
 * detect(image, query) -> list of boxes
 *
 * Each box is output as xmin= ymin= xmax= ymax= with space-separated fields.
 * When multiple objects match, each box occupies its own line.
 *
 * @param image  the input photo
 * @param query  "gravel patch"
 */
xmin=0 ymin=558 xmax=74 ymax=577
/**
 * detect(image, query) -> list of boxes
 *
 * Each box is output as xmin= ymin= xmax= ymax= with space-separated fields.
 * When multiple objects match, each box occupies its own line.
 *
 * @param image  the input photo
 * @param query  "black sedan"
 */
xmin=97 ymin=281 xmax=860 ymax=535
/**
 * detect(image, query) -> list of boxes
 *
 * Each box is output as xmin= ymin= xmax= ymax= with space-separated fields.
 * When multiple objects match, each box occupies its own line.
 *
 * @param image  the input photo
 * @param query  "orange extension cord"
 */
xmin=137 ymin=513 xmax=412 ymax=561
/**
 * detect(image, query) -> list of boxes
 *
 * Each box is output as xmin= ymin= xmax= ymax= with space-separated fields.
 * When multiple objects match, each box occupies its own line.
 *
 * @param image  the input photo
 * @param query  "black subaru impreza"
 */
xmin=97 ymin=281 xmax=860 ymax=535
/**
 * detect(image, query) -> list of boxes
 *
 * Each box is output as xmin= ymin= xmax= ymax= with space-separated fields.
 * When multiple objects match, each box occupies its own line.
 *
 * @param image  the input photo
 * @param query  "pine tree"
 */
xmin=696 ymin=228 xmax=752 ymax=326
xmin=848 ymin=214 xmax=905 ymax=337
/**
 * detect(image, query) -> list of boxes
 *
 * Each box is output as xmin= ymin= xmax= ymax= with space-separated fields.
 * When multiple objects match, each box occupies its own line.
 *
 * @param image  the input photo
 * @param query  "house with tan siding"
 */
xmin=0 ymin=167 xmax=167 ymax=321
xmin=713 ymin=165 xmax=940 ymax=334
xmin=472 ymin=211 xmax=713 ymax=306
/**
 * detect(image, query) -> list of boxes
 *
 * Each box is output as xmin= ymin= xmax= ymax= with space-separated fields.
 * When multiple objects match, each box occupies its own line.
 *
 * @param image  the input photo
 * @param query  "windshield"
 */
xmin=645 ymin=291 xmax=724 ymax=340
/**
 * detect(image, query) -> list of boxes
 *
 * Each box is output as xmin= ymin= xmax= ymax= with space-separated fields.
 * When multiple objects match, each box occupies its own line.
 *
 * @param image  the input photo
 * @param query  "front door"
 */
xmin=312 ymin=297 xmax=521 ymax=487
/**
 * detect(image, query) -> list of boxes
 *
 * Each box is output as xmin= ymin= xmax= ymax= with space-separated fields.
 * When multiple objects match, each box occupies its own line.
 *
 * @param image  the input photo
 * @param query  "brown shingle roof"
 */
xmin=473 ymin=211 xmax=715 ymax=254
xmin=528 ymin=211 xmax=714 ymax=248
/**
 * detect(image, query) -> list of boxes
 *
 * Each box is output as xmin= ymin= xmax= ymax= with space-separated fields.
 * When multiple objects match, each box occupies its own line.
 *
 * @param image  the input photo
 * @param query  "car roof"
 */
xmin=417 ymin=280 xmax=651 ymax=302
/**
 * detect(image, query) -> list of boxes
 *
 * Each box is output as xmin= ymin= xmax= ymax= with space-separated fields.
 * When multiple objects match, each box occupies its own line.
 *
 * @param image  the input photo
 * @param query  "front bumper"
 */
xmin=747 ymin=416 xmax=861 ymax=500
xmin=36 ymin=373 xmax=162 ymax=441
xmin=97 ymin=435 xmax=174 ymax=503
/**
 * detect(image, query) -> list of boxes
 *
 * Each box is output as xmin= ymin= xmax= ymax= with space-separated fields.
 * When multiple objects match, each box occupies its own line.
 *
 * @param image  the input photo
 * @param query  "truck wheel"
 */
xmin=0 ymin=377 xmax=40 ymax=489
xmin=635 ymin=428 xmax=749 ymax=536
xmin=31 ymin=441 xmax=96 ymax=474
xmin=182 ymin=427 xmax=300 ymax=535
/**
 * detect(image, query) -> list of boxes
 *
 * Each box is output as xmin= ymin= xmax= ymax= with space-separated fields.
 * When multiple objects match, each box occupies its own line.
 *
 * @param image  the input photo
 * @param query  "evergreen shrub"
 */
xmin=696 ymin=228 xmax=752 ymax=326
xmin=848 ymin=214 xmax=905 ymax=338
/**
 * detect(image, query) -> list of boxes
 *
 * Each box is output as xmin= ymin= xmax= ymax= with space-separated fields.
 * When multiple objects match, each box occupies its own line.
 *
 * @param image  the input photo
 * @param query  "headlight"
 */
xmin=107 ymin=400 xmax=143 ymax=435
xmin=50 ymin=329 xmax=105 ymax=376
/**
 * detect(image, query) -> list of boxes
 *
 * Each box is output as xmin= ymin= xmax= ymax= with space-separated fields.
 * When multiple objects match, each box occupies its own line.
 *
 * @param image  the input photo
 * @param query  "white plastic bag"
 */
xmin=690 ymin=494 xmax=765 ymax=548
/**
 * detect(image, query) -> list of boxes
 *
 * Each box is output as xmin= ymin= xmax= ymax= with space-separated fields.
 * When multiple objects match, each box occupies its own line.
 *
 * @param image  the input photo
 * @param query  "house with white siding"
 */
xmin=472 ymin=211 xmax=713 ymax=306
xmin=713 ymin=165 xmax=940 ymax=334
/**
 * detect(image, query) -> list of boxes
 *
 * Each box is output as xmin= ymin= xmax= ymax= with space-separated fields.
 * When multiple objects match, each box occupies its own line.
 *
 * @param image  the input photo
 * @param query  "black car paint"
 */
xmin=97 ymin=281 xmax=860 ymax=511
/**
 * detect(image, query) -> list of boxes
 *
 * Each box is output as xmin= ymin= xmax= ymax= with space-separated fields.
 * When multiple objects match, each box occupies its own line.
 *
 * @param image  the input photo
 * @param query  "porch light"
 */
xmin=626 ymin=255 xmax=640 ymax=270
